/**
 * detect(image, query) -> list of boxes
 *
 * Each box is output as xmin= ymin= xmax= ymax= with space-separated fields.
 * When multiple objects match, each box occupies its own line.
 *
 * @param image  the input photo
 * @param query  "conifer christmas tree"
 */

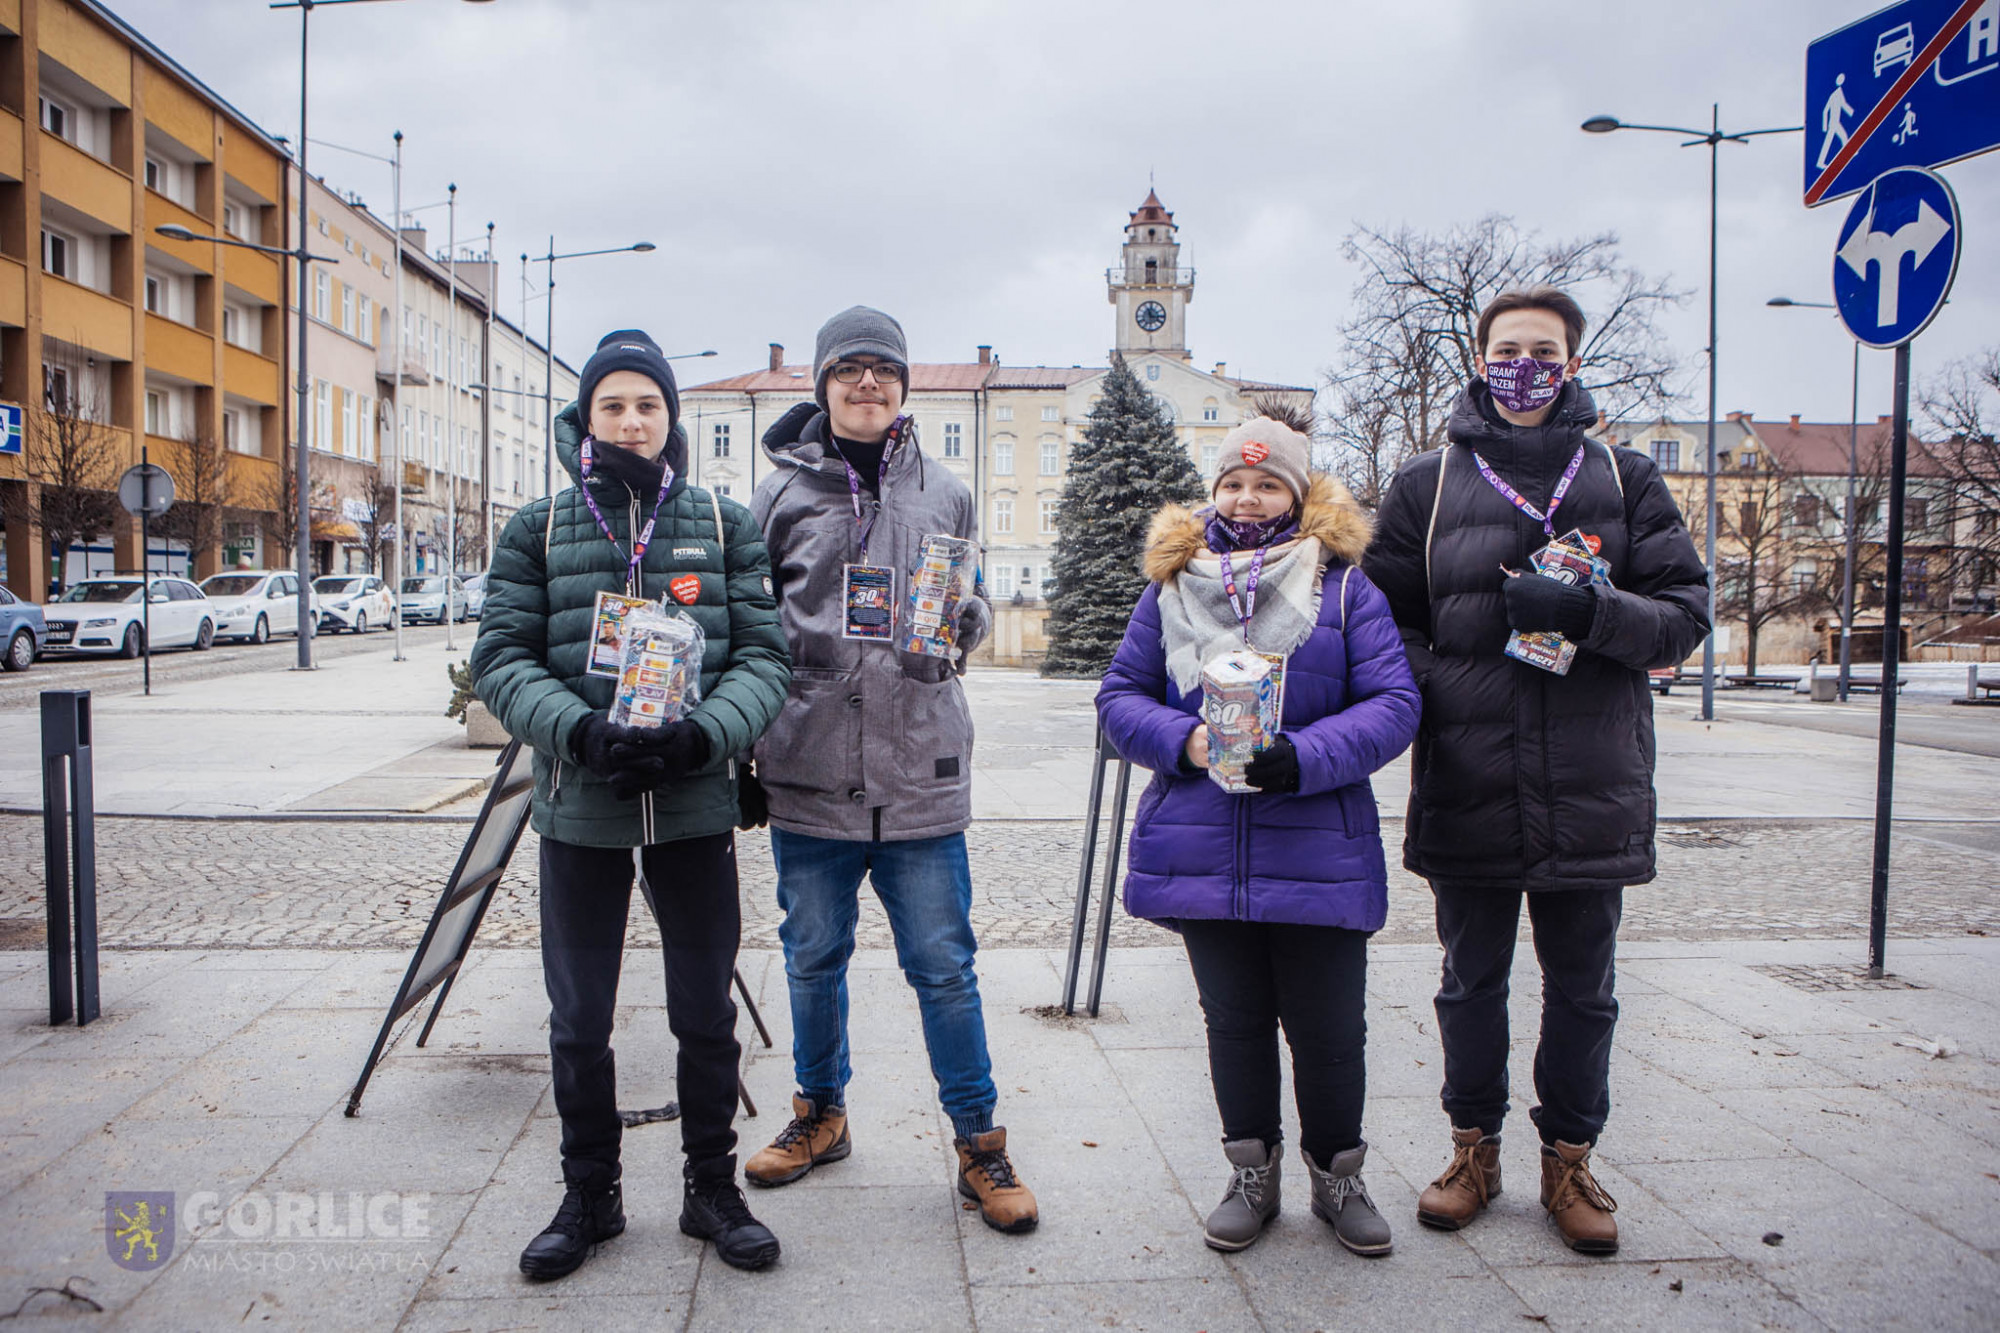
xmin=1041 ymin=355 xmax=1205 ymax=676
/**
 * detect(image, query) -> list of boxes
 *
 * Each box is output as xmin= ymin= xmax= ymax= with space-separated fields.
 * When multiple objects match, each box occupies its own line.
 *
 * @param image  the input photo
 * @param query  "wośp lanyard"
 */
xmin=1219 ymin=545 xmax=1270 ymax=645
xmin=1470 ymin=444 xmax=1585 ymax=537
xmin=829 ymin=415 xmax=909 ymax=563
xmin=578 ymin=435 xmax=675 ymax=587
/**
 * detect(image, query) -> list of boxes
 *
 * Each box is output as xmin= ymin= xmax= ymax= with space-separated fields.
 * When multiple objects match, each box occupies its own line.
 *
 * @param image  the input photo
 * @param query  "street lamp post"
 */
xmin=530 ymin=241 xmax=657 ymax=499
xmin=443 ymin=184 xmax=457 ymax=652
xmin=1767 ymin=297 xmax=1861 ymax=702
xmin=1582 ymin=107 xmax=1801 ymax=722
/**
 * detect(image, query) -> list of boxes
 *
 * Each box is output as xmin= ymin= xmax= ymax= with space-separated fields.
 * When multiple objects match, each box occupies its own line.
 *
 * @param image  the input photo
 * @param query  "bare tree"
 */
xmin=1322 ymin=215 xmax=1687 ymax=505
xmin=256 ymin=441 xmax=300 ymax=567
xmin=354 ymin=471 xmax=399 ymax=575
xmin=1688 ymin=454 xmax=1836 ymax=675
xmin=1918 ymin=348 xmax=2000 ymax=613
xmin=4 ymin=357 xmax=123 ymax=591
xmin=156 ymin=425 xmax=236 ymax=574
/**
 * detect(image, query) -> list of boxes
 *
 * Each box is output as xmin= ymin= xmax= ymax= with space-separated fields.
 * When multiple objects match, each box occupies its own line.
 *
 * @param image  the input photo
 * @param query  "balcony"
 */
xmin=223 ymin=343 xmax=280 ymax=406
xmin=377 ymin=342 xmax=430 ymax=386
xmin=144 ymin=195 xmax=215 ymax=275
xmin=145 ymin=312 xmax=213 ymax=385
xmin=43 ymin=275 xmax=131 ymax=360
xmin=226 ymin=450 xmax=279 ymax=508
xmin=1106 ymin=263 xmax=1195 ymax=288
xmin=221 ymin=244 xmax=282 ymax=307
xmin=0 ymin=256 xmax=23 ymax=327
xmin=40 ymin=132 xmax=131 ymax=234
xmin=0 ymin=108 xmax=22 ymax=183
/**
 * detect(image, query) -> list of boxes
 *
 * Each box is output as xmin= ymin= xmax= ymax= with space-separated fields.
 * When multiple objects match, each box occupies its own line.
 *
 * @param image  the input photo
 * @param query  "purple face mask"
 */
xmin=1484 ymin=356 xmax=1566 ymax=415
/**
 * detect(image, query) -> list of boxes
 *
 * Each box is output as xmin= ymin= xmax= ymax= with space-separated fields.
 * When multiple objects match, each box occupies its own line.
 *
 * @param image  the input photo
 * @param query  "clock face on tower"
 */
xmin=1134 ymin=300 xmax=1167 ymax=332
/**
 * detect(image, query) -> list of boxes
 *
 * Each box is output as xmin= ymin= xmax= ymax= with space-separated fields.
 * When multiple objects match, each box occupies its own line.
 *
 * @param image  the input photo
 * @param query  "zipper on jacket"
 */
xmin=630 ymin=486 xmax=654 ymax=841
xmin=552 ymin=758 xmax=564 ymax=801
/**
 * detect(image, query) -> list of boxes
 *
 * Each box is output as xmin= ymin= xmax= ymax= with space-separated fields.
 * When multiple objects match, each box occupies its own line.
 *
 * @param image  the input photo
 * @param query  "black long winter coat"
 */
xmin=1363 ymin=381 xmax=1710 ymax=892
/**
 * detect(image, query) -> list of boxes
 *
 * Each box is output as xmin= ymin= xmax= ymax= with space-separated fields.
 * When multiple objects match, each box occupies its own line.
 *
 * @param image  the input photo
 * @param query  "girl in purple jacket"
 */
xmin=1096 ymin=406 xmax=1420 ymax=1257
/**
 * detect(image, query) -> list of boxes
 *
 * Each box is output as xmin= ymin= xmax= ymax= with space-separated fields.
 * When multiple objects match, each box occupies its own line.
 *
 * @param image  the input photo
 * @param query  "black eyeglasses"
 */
xmin=829 ymin=362 xmax=904 ymax=385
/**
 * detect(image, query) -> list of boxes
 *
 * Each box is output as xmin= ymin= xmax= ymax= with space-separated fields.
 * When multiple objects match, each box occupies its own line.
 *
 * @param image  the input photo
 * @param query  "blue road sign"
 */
xmin=1832 ymin=167 xmax=1960 ymax=347
xmin=1805 ymin=0 xmax=2000 ymax=206
xmin=0 ymin=403 xmax=19 ymax=455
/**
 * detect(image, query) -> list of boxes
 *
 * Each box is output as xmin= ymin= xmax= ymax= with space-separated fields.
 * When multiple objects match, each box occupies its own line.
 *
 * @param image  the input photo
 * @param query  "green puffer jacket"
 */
xmin=471 ymin=405 xmax=791 ymax=848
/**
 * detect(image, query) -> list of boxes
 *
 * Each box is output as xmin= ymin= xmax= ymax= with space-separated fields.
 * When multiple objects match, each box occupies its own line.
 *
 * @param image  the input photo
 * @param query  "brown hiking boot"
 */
xmin=955 ymin=1129 xmax=1038 ymax=1233
xmin=1541 ymin=1140 xmax=1619 ymax=1254
xmin=744 ymin=1096 xmax=850 ymax=1188
xmin=1416 ymin=1126 xmax=1502 ymax=1231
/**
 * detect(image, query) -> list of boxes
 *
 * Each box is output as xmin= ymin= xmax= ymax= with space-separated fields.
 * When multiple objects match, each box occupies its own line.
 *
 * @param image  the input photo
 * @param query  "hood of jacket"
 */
xmin=555 ymin=402 xmax=690 ymax=501
xmin=1142 ymin=474 xmax=1372 ymax=584
xmin=761 ymin=401 xmax=932 ymax=492
xmin=1444 ymin=378 xmax=1600 ymax=472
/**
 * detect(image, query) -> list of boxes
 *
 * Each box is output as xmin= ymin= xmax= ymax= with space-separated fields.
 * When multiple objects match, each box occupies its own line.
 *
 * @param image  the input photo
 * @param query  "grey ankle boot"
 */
xmin=1203 ymin=1139 xmax=1280 ymax=1252
xmin=1304 ymin=1142 xmax=1393 ymax=1256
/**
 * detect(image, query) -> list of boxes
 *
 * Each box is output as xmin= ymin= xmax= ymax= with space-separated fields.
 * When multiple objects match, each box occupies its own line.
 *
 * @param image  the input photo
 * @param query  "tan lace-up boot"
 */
xmin=1416 ymin=1126 xmax=1502 ymax=1230
xmin=955 ymin=1129 xmax=1038 ymax=1233
xmin=744 ymin=1096 xmax=850 ymax=1187
xmin=1541 ymin=1140 xmax=1619 ymax=1254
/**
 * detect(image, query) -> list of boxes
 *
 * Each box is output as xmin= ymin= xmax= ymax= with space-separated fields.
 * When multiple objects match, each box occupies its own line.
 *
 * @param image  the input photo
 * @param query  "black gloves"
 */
xmin=1242 ymin=735 xmax=1301 ymax=793
xmin=574 ymin=715 xmax=631 ymax=780
xmin=1502 ymin=573 xmax=1597 ymax=641
xmin=575 ymin=716 xmax=710 ymax=801
xmin=737 ymin=763 xmax=769 ymax=829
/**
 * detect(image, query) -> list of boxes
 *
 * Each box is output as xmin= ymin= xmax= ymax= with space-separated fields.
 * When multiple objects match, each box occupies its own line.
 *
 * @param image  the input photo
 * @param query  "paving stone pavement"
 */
xmin=3 ymin=814 xmax=1997 ymax=954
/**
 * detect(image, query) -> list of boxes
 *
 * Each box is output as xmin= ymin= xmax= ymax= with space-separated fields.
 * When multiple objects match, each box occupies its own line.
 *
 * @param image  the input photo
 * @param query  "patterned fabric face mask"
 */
xmin=1484 ymin=357 xmax=1566 ymax=414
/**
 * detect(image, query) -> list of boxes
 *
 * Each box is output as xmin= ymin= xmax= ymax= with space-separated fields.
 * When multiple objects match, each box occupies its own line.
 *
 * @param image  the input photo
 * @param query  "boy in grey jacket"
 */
xmin=743 ymin=306 xmax=1036 ymax=1233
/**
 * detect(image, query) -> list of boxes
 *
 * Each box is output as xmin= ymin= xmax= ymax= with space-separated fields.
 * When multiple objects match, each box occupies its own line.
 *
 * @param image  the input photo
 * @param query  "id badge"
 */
xmin=842 ymin=564 xmax=896 ymax=642
xmin=588 ymin=590 xmax=655 ymax=678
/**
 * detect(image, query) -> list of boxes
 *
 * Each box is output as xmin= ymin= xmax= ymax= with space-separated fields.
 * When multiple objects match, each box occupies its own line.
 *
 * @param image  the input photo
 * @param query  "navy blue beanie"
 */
xmin=578 ymin=329 xmax=680 ymax=432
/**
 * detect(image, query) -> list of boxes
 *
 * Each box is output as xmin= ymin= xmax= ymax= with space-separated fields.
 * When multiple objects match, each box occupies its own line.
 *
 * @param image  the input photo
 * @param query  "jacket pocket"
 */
xmin=756 ymin=673 xmax=859 ymax=795
xmin=898 ymin=675 xmax=972 ymax=788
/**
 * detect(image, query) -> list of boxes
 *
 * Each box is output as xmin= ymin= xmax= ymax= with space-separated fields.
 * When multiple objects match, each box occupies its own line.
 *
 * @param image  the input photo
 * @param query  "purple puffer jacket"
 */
xmin=1096 ymin=477 xmax=1421 ymax=932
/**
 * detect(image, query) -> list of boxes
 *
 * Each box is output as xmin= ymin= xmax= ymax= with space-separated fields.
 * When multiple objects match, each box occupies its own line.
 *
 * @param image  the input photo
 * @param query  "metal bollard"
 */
xmin=41 ymin=690 xmax=100 ymax=1026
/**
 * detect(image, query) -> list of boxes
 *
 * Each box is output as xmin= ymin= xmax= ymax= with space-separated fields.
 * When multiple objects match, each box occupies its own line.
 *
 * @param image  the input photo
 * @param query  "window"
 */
xmin=1039 ymin=440 xmax=1060 ymax=475
xmin=994 ymin=497 xmax=1014 ymax=534
xmin=145 ymin=390 xmax=164 ymax=435
xmin=1906 ymin=556 xmax=1931 ymax=608
xmin=315 ymin=381 xmax=332 ymax=452
xmin=512 ymin=373 xmax=523 ymax=418
xmin=357 ymin=295 xmax=373 ymax=345
xmin=712 ymin=422 xmax=731 ymax=458
xmin=43 ymin=363 xmax=72 ymax=412
xmin=341 ymin=389 xmax=356 ymax=456
xmin=994 ymin=439 xmax=1014 ymax=474
xmin=715 ymin=484 xmax=732 ymax=498
xmin=1793 ymin=494 xmax=1822 ymax=527
xmin=943 ymin=422 xmax=963 ymax=459
xmin=222 ymin=304 xmax=240 ymax=345
xmin=1040 ymin=498 xmax=1059 ymax=534
xmin=144 ymin=274 xmax=163 ymax=314
xmin=39 ymin=95 xmax=71 ymax=141
xmin=1203 ymin=401 xmax=1219 ymax=423
xmin=222 ymin=202 xmax=249 ymax=241
xmin=1737 ymin=501 xmax=1760 ymax=532
xmin=1791 ymin=558 xmax=1818 ymax=594
xmin=1738 ymin=450 xmax=1757 ymax=470
xmin=992 ymin=565 xmax=1015 ymax=598
xmin=1041 ymin=405 xmax=1060 ymax=422
xmin=1906 ymin=498 xmax=1929 ymax=529
xmin=1202 ymin=443 xmax=1219 ymax=473
xmin=432 ymin=324 xmax=444 ymax=378
xmin=222 ymin=409 xmax=238 ymax=452
xmin=41 ymin=228 xmax=72 ymax=279
xmin=314 ymin=270 xmax=330 ymax=321
xmin=341 ymin=285 xmax=354 ymax=335
xmin=402 ymin=406 xmax=413 ymax=458
xmin=1651 ymin=439 xmax=1680 ymax=472
xmin=144 ymin=157 xmax=163 ymax=191
xmin=995 ymin=405 xmax=1013 ymax=422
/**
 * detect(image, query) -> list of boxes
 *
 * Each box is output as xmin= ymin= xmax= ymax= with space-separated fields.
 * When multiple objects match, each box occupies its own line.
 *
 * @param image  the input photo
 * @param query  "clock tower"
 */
xmin=1108 ymin=189 xmax=1194 ymax=357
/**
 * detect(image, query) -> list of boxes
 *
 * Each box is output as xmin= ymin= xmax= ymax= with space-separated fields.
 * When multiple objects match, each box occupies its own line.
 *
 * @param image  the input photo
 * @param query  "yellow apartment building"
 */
xmin=0 ymin=0 xmax=289 ymax=596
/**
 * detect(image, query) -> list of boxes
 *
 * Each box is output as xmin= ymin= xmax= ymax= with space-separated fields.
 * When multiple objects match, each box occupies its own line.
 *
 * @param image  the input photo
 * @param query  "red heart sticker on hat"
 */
xmin=670 ymin=575 xmax=702 ymax=605
xmin=1241 ymin=440 xmax=1271 ymax=466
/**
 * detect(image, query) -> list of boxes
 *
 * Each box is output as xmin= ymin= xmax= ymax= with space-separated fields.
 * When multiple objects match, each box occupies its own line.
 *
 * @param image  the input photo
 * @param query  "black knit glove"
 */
xmin=1242 ymin=735 xmax=1301 ymax=793
xmin=609 ymin=719 xmax=711 ymax=782
xmin=1502 ymin=573 xmax=1597 ymax=640
xmin=737 ymin=763 xmax=769 ymax=830
xmin=607 ymin=755 xmax=667 ymax=801
xmin=575 ymin=715 xmax=641 ymax=780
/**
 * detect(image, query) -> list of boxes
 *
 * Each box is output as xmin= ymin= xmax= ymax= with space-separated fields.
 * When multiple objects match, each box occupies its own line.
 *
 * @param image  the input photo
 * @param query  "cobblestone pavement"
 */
xmin=4 ymin=814 xmax=1995 ymax=952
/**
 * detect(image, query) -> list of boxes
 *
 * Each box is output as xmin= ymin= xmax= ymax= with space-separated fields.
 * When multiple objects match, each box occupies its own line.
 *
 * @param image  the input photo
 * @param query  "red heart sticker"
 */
xmin=670 ymin=575 xmax=702 ymax=605
xmin=1241 ymin=440 xmax=1270 ymax=466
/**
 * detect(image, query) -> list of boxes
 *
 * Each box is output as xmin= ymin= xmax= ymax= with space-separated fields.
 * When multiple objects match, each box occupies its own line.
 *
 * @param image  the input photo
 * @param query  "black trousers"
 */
xmin=1431 ymin=882 xmax=1622 ymax=1147
xmin=1180 ymin=918 xmax=1369 ymax=1164
xmin=540 ymin=833 xmax=742 ymax=1187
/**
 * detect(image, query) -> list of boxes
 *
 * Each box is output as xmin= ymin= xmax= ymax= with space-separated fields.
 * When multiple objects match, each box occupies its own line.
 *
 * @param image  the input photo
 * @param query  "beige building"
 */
xmin=681 ymin=190 xmax=1310 ymax=664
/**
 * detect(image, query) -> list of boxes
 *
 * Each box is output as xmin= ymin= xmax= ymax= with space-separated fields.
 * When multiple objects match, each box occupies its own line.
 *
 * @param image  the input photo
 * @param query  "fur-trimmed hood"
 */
xmin=1142 ymin=474 xmax=1372 ymax=583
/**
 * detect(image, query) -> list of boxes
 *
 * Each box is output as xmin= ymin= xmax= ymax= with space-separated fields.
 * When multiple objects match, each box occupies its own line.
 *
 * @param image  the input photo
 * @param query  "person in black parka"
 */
xmin=1363 ymin=286 xmax=1709 ymax=1256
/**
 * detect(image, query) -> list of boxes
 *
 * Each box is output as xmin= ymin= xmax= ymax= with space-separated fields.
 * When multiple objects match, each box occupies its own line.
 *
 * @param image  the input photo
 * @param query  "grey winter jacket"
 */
xmin=750 ymin=403 xmax=993 ymax=842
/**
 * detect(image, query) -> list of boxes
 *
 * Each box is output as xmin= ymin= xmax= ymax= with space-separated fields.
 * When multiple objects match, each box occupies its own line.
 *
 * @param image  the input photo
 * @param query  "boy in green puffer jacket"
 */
xmin=472 ymin=330 xmax=791 ymax=1279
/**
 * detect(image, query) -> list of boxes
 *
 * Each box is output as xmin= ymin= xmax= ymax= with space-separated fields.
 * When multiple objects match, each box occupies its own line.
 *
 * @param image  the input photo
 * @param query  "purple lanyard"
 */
xmin=1218 ymin=545 xmax=1270 ymax=644
xmin=577 ymin=436 xmax=675 ymax=588
xmin=831 ymin=415 xmax=908 ymax=563
xmin=1470 ymin=444 xmax=1585 ymax=537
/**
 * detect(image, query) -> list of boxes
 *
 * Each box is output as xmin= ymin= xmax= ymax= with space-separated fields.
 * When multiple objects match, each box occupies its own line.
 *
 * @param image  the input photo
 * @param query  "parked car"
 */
xmin=400 ymin=575 xmax=467 ymax=624
xmin=313 ymin=574 xmax=395 ymax=634
xmin=460 ymin=572 xmax=489 ymax=620
xmin=43 ymin=576 xmax=215 ymax=657
xmin=0 ymin=584 xmax=47 ymax=671
xmin=200 ymin=569 xmax=316 ymax=643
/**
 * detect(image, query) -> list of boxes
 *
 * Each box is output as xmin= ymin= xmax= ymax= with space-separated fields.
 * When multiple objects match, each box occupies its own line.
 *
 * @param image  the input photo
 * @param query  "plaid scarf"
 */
xmin=1157 ymin=533 xmax=1326 ymax=696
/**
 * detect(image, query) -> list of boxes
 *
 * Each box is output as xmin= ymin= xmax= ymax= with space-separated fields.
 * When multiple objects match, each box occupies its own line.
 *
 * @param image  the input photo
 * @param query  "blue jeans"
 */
xmin=771 ymin=828 xmax=997 ymax=1137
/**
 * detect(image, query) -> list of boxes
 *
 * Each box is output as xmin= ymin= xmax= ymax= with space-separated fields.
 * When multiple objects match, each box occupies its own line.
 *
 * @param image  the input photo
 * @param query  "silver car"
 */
xmin=400 ymin=575 xmax=467 ymax=624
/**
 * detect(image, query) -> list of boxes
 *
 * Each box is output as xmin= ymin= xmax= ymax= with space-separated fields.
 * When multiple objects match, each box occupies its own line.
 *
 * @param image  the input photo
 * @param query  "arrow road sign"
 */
xmin=1832 ymin=167 xmax=1961 ymax=347
xmin=1804 ymin=0 xmax=2000 ymax=206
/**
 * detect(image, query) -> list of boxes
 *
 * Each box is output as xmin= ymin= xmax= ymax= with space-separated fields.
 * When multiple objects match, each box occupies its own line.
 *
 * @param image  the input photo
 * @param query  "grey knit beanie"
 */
xmin=813 ymin=305 xmax=910 ymax=410
xmin=1212 ymin=416 xmax=1311 ymax=504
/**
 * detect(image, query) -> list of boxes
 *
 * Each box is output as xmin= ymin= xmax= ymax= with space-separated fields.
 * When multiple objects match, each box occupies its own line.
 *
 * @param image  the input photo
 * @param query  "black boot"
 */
xmin=680 ymin=1168 xmax=781 ymax=1271
xmin=519 ymin=1173 xmax=626 ymax=1280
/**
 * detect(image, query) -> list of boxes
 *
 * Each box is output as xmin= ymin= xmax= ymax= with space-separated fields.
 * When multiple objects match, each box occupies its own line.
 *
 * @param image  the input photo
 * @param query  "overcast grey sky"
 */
xmin=118 ymin=0 xmax=1996 ymax=427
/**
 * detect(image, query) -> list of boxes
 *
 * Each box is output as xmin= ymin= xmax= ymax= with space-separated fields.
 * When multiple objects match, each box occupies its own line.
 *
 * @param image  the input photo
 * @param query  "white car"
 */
xmin=201 ymin=569 xmax=315 ymax=643
xmin=400 ymin=575 xmax=467 ymax=625
xmin=43 ymin=576 xmax=216 ymax=657
xmin=461 ymin=572 xmax=489 ymax=620
xmin=314 ymin=574 xmax=395 ymax=634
